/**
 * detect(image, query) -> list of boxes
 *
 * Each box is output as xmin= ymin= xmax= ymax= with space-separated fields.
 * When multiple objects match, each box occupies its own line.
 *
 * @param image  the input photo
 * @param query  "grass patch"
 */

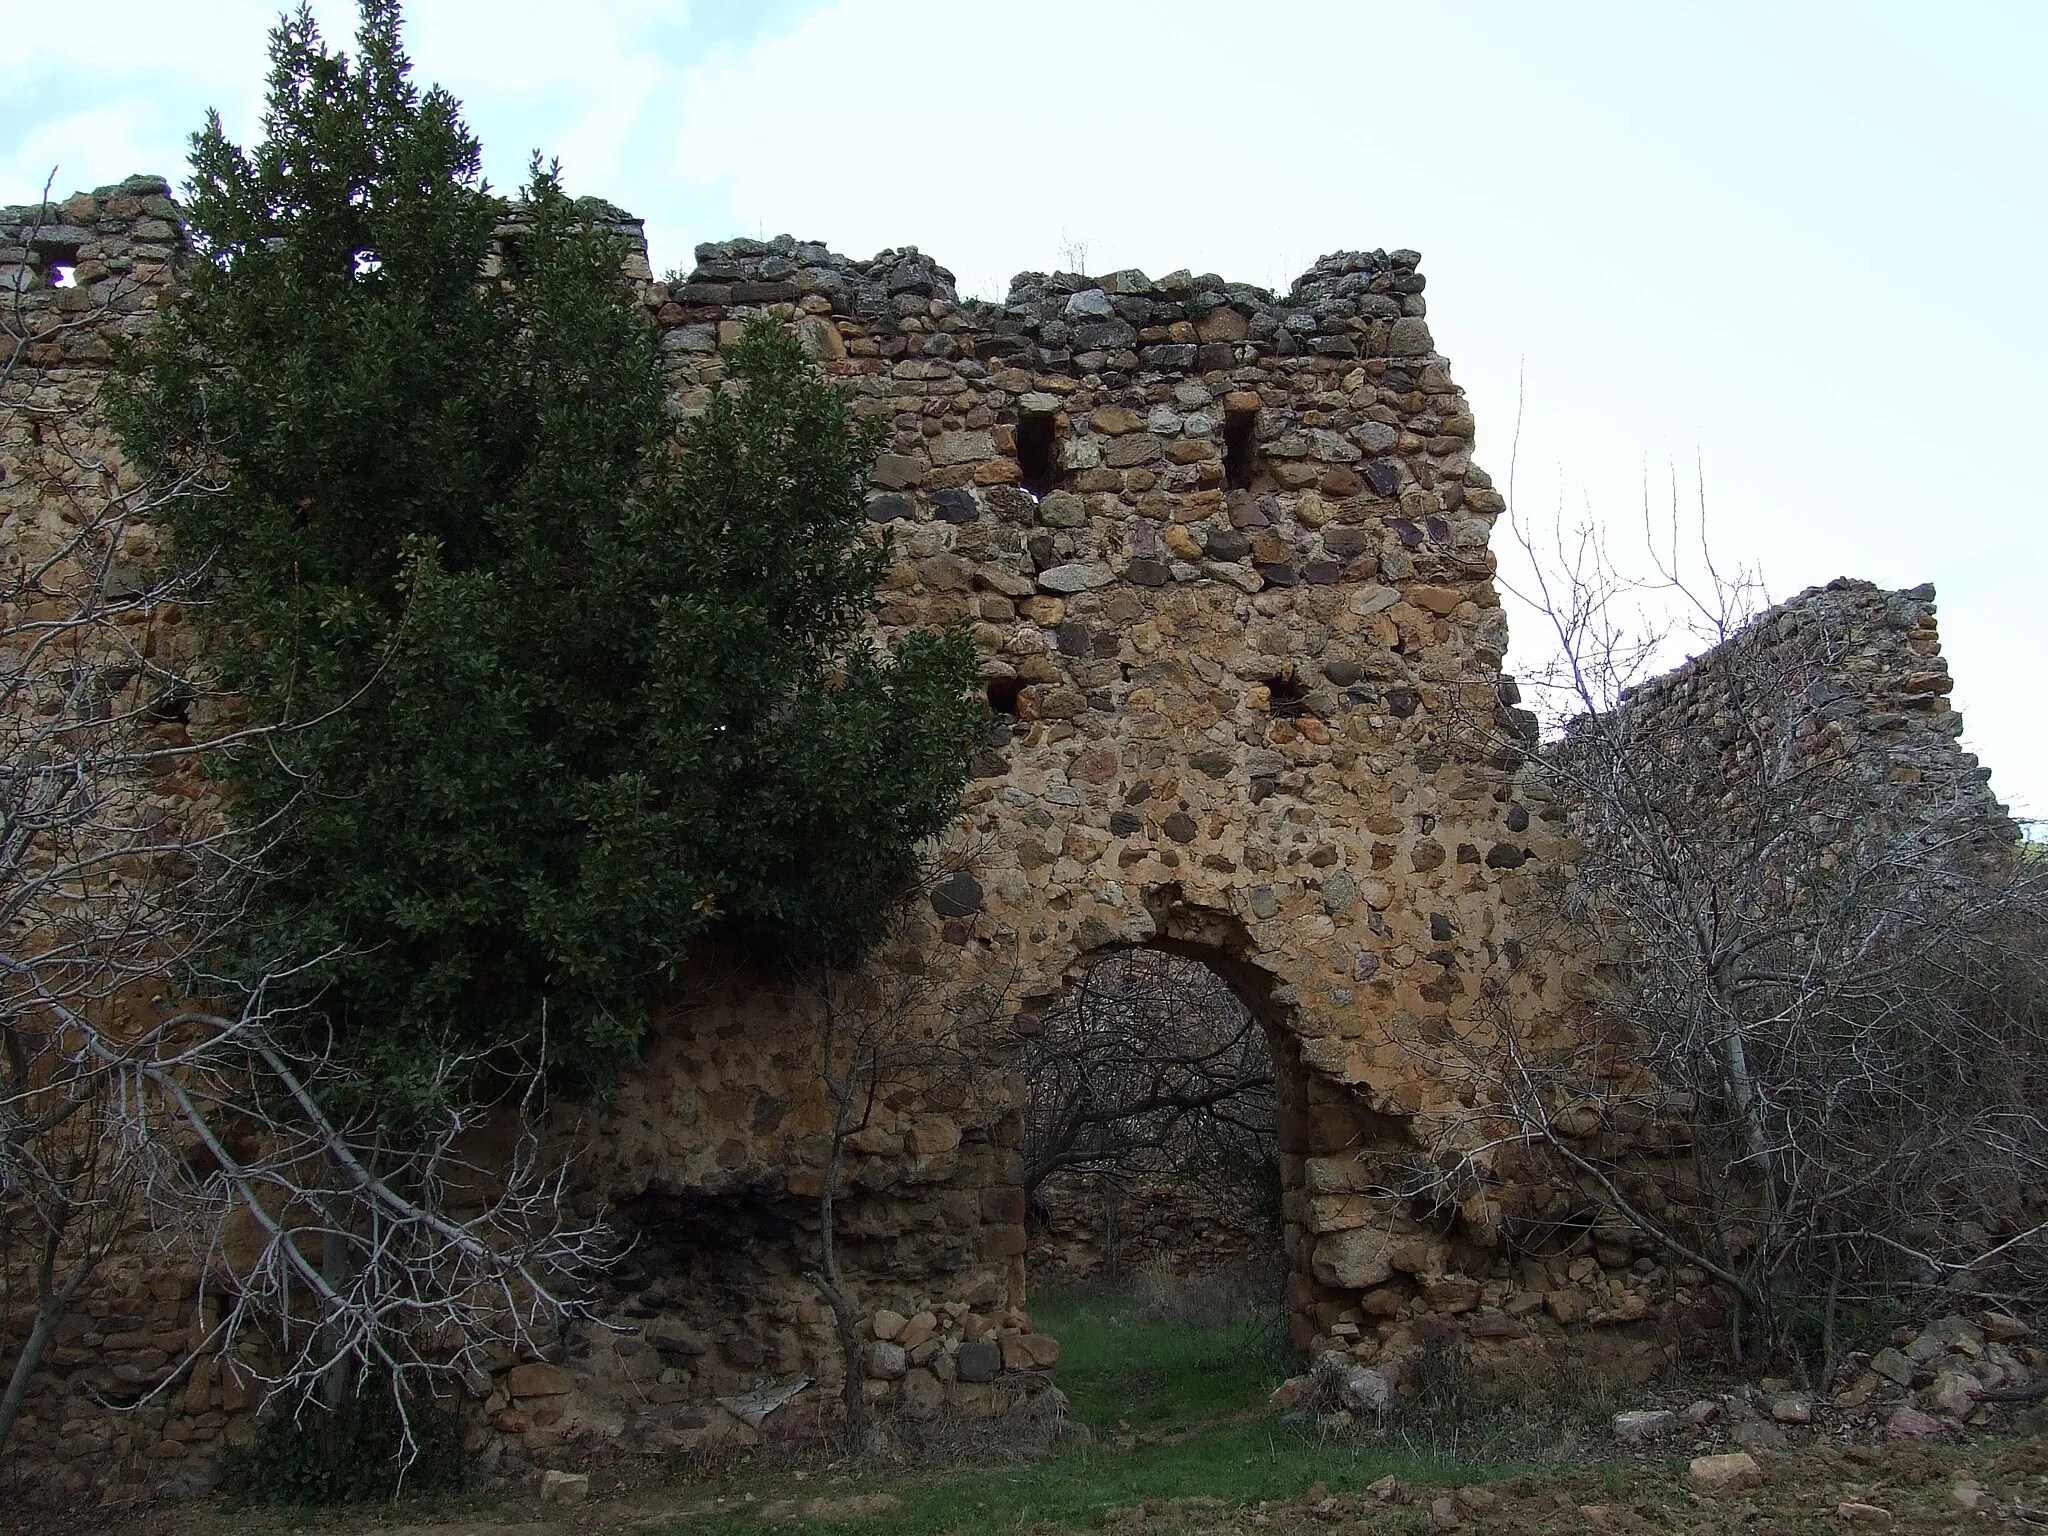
xmin=647 ymin=1272 xmax=1610 ymax=1536
xmin=1032 ymin=1281 xmax=1294 ymax=1433
xmin=660 ymin=1418 xmax=1471 ymax=1536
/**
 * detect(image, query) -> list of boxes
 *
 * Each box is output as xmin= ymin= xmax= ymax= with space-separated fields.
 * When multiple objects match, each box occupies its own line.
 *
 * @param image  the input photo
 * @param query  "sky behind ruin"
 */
xmin=6 ymin=1 xmax=2044 ymax=822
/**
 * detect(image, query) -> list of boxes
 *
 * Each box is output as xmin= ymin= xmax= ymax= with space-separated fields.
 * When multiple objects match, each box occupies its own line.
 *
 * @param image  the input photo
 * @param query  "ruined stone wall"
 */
xmin=630 ymin=230 xmax=1591 ymax=1379
xmin=1029 ymin=1172 xmax=1281 ymax=1287
xmin=0 ymin=180 xmax=236 ymax=1507
xmin=17 ymin=175 xmax=2010 ymax=1498
xmin=1596 ymin=577 xmax=2011 ymax=841
xmin=0 ymin=178 xmax=1586 ymax=1494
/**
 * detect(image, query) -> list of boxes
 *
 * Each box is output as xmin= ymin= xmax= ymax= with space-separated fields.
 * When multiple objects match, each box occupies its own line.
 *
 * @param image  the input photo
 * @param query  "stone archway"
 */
xmin=1007 ymin=888 xmax=1438 ymax=1356
xmin=1014 ymin=921 xmax=1287 ymax=1293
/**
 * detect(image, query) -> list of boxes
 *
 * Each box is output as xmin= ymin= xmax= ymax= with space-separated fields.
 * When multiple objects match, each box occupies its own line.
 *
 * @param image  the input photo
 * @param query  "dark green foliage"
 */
xmin=226 ymin=1380 xmax=470 ymax=1505
xmin=117 ymin=2 xmax=981 ymax=1102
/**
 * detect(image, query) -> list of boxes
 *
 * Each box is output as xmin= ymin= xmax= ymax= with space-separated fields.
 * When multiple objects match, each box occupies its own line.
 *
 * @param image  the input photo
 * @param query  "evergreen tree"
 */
xmin=118 ymin=1 xmax=981 ymax=1104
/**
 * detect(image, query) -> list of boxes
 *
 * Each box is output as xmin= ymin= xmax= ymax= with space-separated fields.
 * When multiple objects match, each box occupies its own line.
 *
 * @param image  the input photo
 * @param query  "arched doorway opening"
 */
xmin=1014 ymin=946 xmax=1286 ymax=1304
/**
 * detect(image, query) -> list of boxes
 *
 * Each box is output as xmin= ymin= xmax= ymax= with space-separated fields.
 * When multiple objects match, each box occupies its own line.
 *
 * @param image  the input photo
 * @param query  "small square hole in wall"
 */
xmin=1223 ymin=406 xmax=1259 ymax=491
xmin=1266 ymin=674 xmax=1309 ymax=718
xmin=1015 ymin=412 xmax=1059 ymax=499
xmin=986 ymin=675 xmax=1024 ymax=717
xmin=32 ymin=240 xmax=82 ymax=289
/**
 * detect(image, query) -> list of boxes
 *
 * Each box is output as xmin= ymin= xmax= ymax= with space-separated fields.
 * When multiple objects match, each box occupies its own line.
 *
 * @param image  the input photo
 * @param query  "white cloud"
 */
xmin=1 ymin=1 xmax=682 ymax=205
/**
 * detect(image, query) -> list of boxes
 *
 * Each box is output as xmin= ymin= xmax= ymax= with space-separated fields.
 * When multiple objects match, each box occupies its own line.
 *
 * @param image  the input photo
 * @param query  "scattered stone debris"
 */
xmin=1090 ymin=1432 xmax=2048 ymax=1536
xmin=1611 ymin=1409 xmax=1678 ymax=1444
xmin=1688 ymin=1451 xmax=1762 ymax=1492
xmin=538 ymin=1468 xmax=590 ymax=1504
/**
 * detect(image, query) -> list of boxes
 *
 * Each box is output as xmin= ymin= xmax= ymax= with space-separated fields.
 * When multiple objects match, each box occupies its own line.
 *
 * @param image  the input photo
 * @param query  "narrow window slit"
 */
xmin=1223 ymin=407 xmax=1258 ymax=491
xmin=32 ymin=240 xmax=83 ymax=290
xmin=1015 ymin=413 xmax=1058 ymax=499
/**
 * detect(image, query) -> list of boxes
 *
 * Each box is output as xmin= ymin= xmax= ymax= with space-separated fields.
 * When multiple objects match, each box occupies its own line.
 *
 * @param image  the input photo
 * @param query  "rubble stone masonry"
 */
xmin=0 ymin=179 xmax=2012 ymax=1500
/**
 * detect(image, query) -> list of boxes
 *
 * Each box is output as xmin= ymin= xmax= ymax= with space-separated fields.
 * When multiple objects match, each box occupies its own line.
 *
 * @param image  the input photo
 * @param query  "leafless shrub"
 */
xmin=1445 ymin=483 xmax=2048 ymax=1375
xmin=1132 ymin=1254 xmax=1287 ymax=1330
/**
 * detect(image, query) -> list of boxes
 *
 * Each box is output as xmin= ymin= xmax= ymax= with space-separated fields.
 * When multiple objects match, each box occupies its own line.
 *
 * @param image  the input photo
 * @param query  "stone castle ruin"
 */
xmin=0 ymin=177 xmax=2012 ymax=1497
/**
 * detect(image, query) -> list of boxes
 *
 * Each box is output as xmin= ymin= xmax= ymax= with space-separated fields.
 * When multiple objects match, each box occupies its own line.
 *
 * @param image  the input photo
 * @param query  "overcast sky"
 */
xmin=6 ymin=1 xmax=2042 ymax=821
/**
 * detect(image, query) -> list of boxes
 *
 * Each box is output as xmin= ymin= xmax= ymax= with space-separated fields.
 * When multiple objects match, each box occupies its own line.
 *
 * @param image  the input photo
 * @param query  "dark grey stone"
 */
xmin=955 ymin=1340 xmax=1001 ymax=1383
xmin=867 ymin=493 xmax=914 ymax=523
xmin=1204 ymin=528 xmax=1251 ymax=561
xmin=1071 ymin=319 xmax=1137 ymax=349
xmin=929 ymin=872 xmax=984 ymax=918
xmin=932 ymin=488 xmax=979 ymax=524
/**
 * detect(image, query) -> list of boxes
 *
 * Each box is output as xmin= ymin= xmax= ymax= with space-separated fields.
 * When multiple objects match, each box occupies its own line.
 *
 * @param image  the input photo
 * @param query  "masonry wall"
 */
xmin=1595 ymin=577 xmax=2010 ymax=844
xmin=2 ymin=177 xmax=2016 ymax=1501
xmin=630 ymin=227 xmax=1590 ymax=1381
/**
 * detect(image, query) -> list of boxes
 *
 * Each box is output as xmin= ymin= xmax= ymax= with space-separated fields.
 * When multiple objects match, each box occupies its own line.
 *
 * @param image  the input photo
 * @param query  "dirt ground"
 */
xmin=14 ymin=1427 xmax=2037 ymax=1536
xmin=1160 ymin=1434 xmax=2048 ymax=1535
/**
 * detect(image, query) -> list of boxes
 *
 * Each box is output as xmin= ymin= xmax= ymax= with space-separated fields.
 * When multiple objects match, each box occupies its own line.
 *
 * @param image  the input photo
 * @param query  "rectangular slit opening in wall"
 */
xmin=1016 ymin=412 xmax=1058 ymax=499
xmin=1223 ymin=407 xmax=1258 ymax=491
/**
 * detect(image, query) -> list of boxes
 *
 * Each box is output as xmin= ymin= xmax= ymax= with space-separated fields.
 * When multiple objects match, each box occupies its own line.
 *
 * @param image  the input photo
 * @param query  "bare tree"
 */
xmin=789 ymin=932 xmax=1014 ymax=1450
xmin=1 ymin=174 xmax=236 ymax=1450
xmin=128 ymin=996 xmax=618 ymax=1466
xmin=1014 ymin=949 xmax=1276 ymax=1241
xmin=0 ymin=178 xmax=616 ymax=1473
xmin=803 ymin=963 xmax=898 ymax=1450
xmin=1447 ymin=490 xmax=2048 ymax=1376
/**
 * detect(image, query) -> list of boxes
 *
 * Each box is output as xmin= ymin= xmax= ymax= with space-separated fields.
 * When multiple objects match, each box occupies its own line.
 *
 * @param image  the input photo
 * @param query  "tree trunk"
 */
xmin=808 ymin=1124 xmax=869 ymax=1448
xmin=0 ymin=1223 xmax=89 ymax=1455
xmin=317 ymin=1197 xmax=358 ymax=1456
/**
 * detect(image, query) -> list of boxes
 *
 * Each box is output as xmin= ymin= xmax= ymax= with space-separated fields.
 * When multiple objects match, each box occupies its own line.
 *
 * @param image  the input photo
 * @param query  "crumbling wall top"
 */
xmin=676 ymin=235 xmax=1439 ymax=379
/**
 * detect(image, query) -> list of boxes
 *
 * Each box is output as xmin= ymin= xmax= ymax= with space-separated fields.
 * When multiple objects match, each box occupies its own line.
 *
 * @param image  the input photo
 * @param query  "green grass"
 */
xmin=645 ymin=1285 xmax=1577 ymax=1536
xmin=659 ymin=1420 xmax=1464 ymax=1536
xmin=1030 ymin=1286 xmax=1295 ymax=1433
